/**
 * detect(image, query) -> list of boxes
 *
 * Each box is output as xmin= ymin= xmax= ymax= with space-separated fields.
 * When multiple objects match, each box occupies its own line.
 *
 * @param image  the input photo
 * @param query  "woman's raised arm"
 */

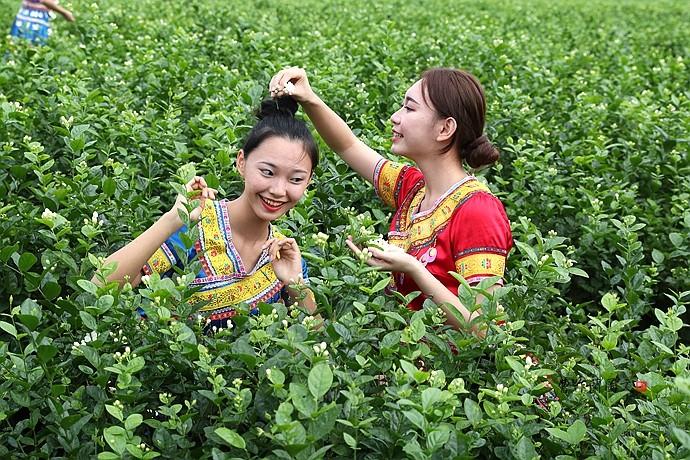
xmin=270 ymin=67 xmax=383 ymax=184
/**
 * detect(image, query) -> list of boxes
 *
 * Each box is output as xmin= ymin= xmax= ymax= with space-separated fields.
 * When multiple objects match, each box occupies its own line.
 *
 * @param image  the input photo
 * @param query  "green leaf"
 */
xmin=308 ymin=363 xmax=333 ymax=400
xmin=568 ymin=267 xmax=589 ymax=278
xmin=675 ymin=377 xmax=690 ymax=396
xmin=104 ymin=426 xmax=127 ymax=454
xmin=504 ymin=356 xmax=525 ymax=373
xmin=464 ymin=398 xmax=482 ymax=424
xmin=42 ymin=282 xmax=61 ymax=300
xmin=98 ymin=453 xmax=121 ymax=460
xmin=125 ymin=414 xmax=143 ymax=431
xmin=669 ymin=232 xmax=683 ymax=247
xmin=651 ymin=340 xmax=674 ymax=355
xmin=37 ymin=344 xmax=58 ymax=363
xmin=77 ymin=279 xmax=99 ymax=295
xmin=426 ymin=426 xmax=451 ymax=451
xmin=651 ymin=249 xmax=665 ymax=264
xmin=105 ymin=404 xmax=124 ymax=422
xmin=128 ymin=356 xmax=146 ymax=373
xmin=78 ymin=365 xmax=94 ymax=375
xmin=80 ymin=311 xmax=97 ymax=330
xmin=102 ymin=177 xmax=117 ymax=195
xmin=601 ymin=293 xmax=620 ymax=312
xmin=672 ymin=427 xmax=690 ymax=449
xmin=409 ymin=318 xmax=425 ymax=342
xmin=545 ymin=419 xmax=587 ymax=445
xmin=370 ymin=277 xmax=391 ymax=293
xmin=0 ymin=244 xmax=19 ymax=263
xmin=266 ymin=368 xmax=285 ymax=385
xmin=290 ymin=383 xmax=316 ymax=417
xmin=513 ymin=435 xmax=539 ymax=460
xmin=421 ymin=387 xmax=442 ymax=412
xmin=0 ymin=321 xmax=17 ymax=338
xmin=343 ymin=432 xmax=357 ymax=449
xmin=214 ymin=427 xmax=246 ymax=449
xmin=17 ymin=314 xmax=39 ymax=331
xmin=403 ymin=409 xmax=426 ymax=431
xmin=514 ymin=241 xmax=538 ymax=264
xmin=17 ymin=252 xmax=37 ymax=272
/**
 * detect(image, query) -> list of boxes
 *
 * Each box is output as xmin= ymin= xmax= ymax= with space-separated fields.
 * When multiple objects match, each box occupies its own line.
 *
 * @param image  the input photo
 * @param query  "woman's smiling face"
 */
xmin=389 ymin=79 xmax=441 ymax=159
xmin=237 ymin=136 xmax=312 ymax=222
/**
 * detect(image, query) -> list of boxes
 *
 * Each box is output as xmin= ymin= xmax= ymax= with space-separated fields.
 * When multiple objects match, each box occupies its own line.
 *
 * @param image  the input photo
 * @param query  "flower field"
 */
xmin=1 ymin=0 xmax=689 ymax=458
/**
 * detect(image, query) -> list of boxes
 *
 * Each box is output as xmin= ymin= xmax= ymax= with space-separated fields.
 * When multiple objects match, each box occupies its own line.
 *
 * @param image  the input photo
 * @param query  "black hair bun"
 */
xmin=257 ymin=96 xmax=298 ymax=120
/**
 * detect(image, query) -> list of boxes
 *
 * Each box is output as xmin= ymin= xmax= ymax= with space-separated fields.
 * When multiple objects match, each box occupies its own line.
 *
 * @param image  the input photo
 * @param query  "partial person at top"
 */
xmin=10 ymin=0 xmax=75 ymax=45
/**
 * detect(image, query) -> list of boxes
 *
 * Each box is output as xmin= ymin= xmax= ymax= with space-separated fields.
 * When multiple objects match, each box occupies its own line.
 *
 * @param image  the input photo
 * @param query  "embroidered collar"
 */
xmin=411 ymin=175 xmax=477 ymax=220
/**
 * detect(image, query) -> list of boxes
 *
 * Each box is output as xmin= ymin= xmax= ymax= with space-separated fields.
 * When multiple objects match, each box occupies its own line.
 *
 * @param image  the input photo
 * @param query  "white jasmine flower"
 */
xmin=41 ymin=208 xmax=57 ymax=220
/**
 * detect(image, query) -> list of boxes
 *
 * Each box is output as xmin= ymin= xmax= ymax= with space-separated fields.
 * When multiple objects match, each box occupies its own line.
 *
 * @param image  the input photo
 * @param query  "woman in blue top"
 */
xmin=10 ymin=0 xmax=74 ymax=45
xmin=98 ymin=97 xmax=319 ymax=329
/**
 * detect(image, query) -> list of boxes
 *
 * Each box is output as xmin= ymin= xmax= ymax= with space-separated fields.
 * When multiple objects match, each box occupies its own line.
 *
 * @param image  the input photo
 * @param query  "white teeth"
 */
xmin=261 ymin=197 xmax=284 ymax=207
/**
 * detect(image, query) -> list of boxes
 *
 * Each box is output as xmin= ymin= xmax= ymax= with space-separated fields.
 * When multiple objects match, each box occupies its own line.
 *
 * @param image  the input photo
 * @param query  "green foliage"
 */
xmin=0 ymin=0 xmax=689 ymax=458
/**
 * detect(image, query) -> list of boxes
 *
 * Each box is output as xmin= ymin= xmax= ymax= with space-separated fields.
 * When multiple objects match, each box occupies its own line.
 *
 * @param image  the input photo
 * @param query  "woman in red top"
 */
xmin=270 ymin=67 xmax=512 ymax=330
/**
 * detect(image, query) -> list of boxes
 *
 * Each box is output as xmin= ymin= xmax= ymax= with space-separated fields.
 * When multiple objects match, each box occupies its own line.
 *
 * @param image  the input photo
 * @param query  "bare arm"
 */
xmin=94 ymin=177 xmax=215 ymax=287
xmin=348 ymin=239 xmax=490 ymax=334
xmin=94 ymin=212 xmax=182 ymax=288
xmin=270 ymin=68 xmax=383 ymax=184
xmin=407 ymin=264 xmax=492 ymax=333
xmin=40 ymin=0 xmax=75 ymax=21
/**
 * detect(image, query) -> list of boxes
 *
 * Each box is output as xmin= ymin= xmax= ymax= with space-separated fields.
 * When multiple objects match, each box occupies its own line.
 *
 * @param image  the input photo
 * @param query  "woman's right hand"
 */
xmin=169 ymin=176 xmax=217 ymax=223
xmin=269 ymin=67 xmax=315 ymax=104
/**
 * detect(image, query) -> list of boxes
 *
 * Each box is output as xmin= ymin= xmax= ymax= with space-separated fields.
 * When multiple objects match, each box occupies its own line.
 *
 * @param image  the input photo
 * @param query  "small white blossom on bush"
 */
xmin=314 ymin=232 xmax=329 ymax=247
xmin=41 ymin=208 xmax=57 ymax=220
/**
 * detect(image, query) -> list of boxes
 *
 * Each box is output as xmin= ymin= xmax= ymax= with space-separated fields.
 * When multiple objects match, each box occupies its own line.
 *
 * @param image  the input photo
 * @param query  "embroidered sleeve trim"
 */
xmin=374 ymin=159 xmax=408 ymax=208
xmin=454 ymin=252 xmax=506 ymax=281
xmin=142 ymin=243 xmax=177 ymax=275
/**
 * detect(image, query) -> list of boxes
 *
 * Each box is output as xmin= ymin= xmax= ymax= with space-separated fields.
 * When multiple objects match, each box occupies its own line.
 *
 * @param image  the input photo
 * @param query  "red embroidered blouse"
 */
xmin=373 ymin=159 xmax=513 ymax=310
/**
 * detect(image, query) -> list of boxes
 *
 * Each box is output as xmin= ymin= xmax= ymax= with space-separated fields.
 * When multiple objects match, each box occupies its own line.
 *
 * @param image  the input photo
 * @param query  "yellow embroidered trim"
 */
xmin=400 ymin=179 xmax=491 ymax=249
xmin=375 ymin=160 xmax=407 ymax=208
xmin=145 ymin=247 xmax=173 ymax=274
xmin=194 ymin=263 xmax=282 ymax=312
xmin=455 ymin=253 xmax=506 ymax=280
xmin=199 ymin=200 xmax=235 ymax=276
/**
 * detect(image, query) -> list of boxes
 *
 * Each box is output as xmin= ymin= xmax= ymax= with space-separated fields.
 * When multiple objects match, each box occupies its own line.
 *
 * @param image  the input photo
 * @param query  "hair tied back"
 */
xmin=467 ymin=134 xmax=488 ymax=151
xmin=257 ymin=96 xmax=298 ymax=120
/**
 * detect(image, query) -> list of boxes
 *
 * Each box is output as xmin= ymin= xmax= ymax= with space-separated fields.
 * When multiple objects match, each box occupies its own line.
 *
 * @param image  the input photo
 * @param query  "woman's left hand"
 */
xmin=346 ymin=237 xmax=422 ymax=274
xmin=263 ymin=237 xmax=303 ymax=284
